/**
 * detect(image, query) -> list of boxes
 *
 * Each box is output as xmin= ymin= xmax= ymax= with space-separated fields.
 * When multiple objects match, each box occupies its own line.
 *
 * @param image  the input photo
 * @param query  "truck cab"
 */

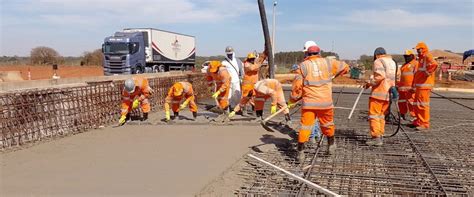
xmin=102 ymin=32 xmax=146 ymax=75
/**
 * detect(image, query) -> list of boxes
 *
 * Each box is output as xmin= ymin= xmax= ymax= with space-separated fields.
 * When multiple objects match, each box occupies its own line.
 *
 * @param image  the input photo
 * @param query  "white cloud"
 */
xmin=345 ymin=9 xmax=469 ymax=28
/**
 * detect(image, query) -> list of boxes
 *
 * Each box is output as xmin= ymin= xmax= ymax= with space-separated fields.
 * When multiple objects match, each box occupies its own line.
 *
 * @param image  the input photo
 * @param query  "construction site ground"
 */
xmin=1 ymin=87 xmax=473 ymax=196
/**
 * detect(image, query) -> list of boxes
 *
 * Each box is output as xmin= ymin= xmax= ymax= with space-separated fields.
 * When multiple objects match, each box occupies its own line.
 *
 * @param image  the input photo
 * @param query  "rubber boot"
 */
xmin=172 ymin=112 xmax=179 ymax=120
xmin=297 ymin=142 xmax=305 ymax=164
xmin=192 ymin=112 xmax=198 ymax=120
xmin=142 ymin=113 xmax=148 ymax=121
xmin=327 ymin=136 xmax=336 ymax=155
xmin=366 ymin=136 xmax=383 ymax=146
xmin=256 ymin=110 xmax=263 ymax=118
xmin=284 ymin=114 xmax=292 ymax=125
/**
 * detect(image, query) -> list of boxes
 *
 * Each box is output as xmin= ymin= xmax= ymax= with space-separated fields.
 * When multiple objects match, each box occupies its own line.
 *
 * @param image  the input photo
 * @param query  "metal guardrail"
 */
xmin=0 ymin=73 xmax=208 ymax=149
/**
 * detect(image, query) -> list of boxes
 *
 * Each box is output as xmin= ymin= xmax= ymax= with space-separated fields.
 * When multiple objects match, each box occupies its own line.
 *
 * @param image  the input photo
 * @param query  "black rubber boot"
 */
xmin=327 ymin=136 xmax=336 ymax=155
xmin=172 ymin=112 xmax=179 ymax=120
xmin=285 ymin=114 xmax=291 ymax=121
xmin=256 ymin=110 xmax=263 ymax=118
xmin=142 ymin=113 xmax=148 ymax=121
xmin=192 ymin=112 xmax=198 ymax=120
xmin=297 ymin=142 xmax=305 ymax=164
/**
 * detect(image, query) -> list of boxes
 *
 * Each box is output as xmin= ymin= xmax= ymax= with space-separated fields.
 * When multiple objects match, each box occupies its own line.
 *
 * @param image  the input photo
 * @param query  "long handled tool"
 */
xmin=262 ymin=100 xmax=301 ymax=124
xmin=432 ymin=91 xmax=474 ymax=111
xmin=348 ymin=88 xmax=365 ymax=120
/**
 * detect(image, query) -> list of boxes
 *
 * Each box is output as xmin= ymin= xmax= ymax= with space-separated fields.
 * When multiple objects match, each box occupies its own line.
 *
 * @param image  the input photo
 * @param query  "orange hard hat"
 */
xmin=414 ymin=42 xmax=429 ymax=54
xmin=173 ymin=83 xmax=184 ymax=97
xmin=208 ymin=60 xmax=222 ymax=72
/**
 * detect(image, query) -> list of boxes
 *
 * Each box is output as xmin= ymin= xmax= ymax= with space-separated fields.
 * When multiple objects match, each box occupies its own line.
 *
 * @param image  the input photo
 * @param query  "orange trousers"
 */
xmin=241 ymin=84 xmax=255 ymax=106
xmin=121 ymin=98 xmax=150 ymax=116
xmin=369 ymin=98 xmax=389 ymax=138
xmin=217 ymin=88 xmax=230 ymax=110
xmin=298 ymin=108 xmax=334 ymax=143
xmin=398 ymin=91 xmax=415 ymax=117
xmin=171 ymin=95 xmax=198 ymax=113
xmin=413 ymin=89 xmax=431 ymax=128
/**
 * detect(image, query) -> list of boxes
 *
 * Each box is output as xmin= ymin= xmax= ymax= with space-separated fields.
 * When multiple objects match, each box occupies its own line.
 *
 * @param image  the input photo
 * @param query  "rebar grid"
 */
xmin=0 ymin=73 xmax=208 ymax=149
xmin=236 ymin=92 xmax=474 ymax=196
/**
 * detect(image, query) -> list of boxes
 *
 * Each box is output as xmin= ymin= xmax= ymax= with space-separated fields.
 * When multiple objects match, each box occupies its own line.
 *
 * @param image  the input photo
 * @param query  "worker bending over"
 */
xmin=240 ymin=49 xmax=268 ymax=114
xmin=411 ymin=42 xmax=438 ymax=131
xmin=289 ymin=41 xmax=349 ymax=161
xmin=229 ymin=78 xmax=290 ymax=123
xmin=364 ymin=47 xmax=397 ymax=146
xmin=119 ymin=76 xmax=152 ymax=125
xmin=206 ymin=61 xmax=232 ymax=115
xmin=164 ymin=81 xmax=198 ymax=121
xmin=397 ymin=50 xmax=418 ymax=121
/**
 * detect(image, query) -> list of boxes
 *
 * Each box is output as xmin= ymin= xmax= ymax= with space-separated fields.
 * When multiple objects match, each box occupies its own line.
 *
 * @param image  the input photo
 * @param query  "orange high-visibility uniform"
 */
xmin=397 ymin=59 xmax=418 ymax=117
xmin=241 ymin=52 xmax=267 ymax=98
xmin=121 ymin=76 xmax=151 ymax=116
xmin=368 ymin=56 xmax=396 ymax=137
xmin=234 ymin=79 xmax=287 ymax=114
xmin=413 ymin=43 xmax=438 ymax=128
xmin=206 ymin=62 xmax=231 ymax=110
xmin=164 ymin=82 xmax=197 ymax=113
xmin=290 ymin=56 xmax=349 ymax=143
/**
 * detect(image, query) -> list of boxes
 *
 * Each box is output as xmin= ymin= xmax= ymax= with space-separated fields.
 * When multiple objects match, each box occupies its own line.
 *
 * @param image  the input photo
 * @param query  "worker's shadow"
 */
xmin=261 ymin=121 xmax=298 ymax=139
xmin=251 ymin=134 xmax=294 ymax=158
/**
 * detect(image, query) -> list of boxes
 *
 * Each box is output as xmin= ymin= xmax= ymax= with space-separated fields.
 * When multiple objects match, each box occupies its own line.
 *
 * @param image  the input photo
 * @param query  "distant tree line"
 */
xmin=359 ymin=54 xmax=404 ymax=70
xmin=0 ymin=46 xmax=103 ymax=66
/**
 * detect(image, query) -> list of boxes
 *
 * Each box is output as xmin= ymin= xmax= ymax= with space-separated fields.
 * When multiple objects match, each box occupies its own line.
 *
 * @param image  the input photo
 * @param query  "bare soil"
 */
xmin=0 ymin=65 xmax=103 ymax=80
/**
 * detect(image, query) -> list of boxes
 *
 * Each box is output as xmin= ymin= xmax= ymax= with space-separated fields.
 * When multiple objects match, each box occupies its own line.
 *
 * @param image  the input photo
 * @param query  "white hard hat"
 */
xmin=124 ymin=79 xmax=135 ymax=93
xmin=225 ymin=46 xmax=234 ymax=54
xmin=303 ymin=41 xmax=318 ymax=52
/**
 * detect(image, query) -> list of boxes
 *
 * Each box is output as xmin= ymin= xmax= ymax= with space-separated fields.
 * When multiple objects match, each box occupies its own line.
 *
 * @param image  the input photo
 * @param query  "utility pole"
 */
xmin=272 ymin=1 xmax=277 ymax=58
xmin=257 ymin=0 xmax=274 ymax=78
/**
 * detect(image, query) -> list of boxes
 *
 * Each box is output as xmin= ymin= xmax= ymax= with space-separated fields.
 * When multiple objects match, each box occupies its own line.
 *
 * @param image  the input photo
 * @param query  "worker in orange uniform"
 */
xmin=289 ymin=41 xmax=349 ymax=160
xmin=206 ymin=61 xmax=231 ymax=115
xmin=119 ymin=77 xmax=152 ymax=125
xmin=240 ymin=50 xmax=268 ymax=114
xmin=164 ymin=82 xmax=198 ymax=121
xmin=364 ymin=47 xmax=397 ymax=146
xmin=397 ymin=50 xmax=418 ymax=121
xmin=411 ymin=42 xmax=438 ymax=131
xmin=228 ymin=78 xmax=291 ymax=122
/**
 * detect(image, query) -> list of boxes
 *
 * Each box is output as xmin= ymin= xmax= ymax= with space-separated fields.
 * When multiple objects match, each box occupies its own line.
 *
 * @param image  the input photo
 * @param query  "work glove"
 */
xmin=179 ymin=101 xmax=189 ymax=110
xmin=228 ymin=111 xmax=236 ymax=118
xmin=118 ymin=115 xmax=127 ymax=125
xmin=287 ymin=101 xmax=296 ymax=109
xmin=132 ymin=99 xmax=140 ymax=109
xmin=212 ymin=91 xmax=220 ymax=99
xmin=165 ymin=111 xmax=171 ymax=121
xmin=270 ymin=105 xmax=277 ymax=114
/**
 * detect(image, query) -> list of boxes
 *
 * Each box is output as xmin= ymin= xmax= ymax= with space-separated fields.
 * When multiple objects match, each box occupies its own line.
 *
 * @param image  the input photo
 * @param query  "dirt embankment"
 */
xmin=0 ymin=65 xmax=103 ymax=80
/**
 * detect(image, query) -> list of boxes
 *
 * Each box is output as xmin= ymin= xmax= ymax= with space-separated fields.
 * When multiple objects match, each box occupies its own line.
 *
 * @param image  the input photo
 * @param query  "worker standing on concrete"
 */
xmin=289 ymin=41 xmax=349 ymax=160
xmin=222 ymin=46 xmax=244 ymax=112
xmin=364 ymin=47 xmax=397 ymax=146
xmin=411 ymin=42 xmax=438 ymax=131
xmin=239 ymin=50 xmax=268 ymax=114
xmin=206 ymin=60 xmax=232 ymax=114
xmin=397 ymin=50 xmax=418 ymax=121
xmin=229 ymin=78 xmax=290 ymax=123
xmin=164 ymin=82 xmax=198 ymax=122
xmin=119 ymin=76 xmax=152 ymax=125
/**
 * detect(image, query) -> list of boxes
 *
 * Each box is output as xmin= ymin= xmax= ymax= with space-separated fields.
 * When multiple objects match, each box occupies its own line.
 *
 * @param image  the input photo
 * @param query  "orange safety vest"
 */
xmin=207 ymin=66 xmax=231 ymax=99
xmin=299 ymin=57 xmax=335 ymax=109
xmin=413 ymin=55 xmax=437 ymax=90
xmin=122 ymin=77 xmax=151 ymax=102
xmin=370 ymin=57 xmax=396 ymax=101
xmin=397 ymin=60 xmax=418 ymax=92
xmin=242 ymin=61 xmax=260 ymax=85
xmin=166 ymin=82 xmax=193 ymax=105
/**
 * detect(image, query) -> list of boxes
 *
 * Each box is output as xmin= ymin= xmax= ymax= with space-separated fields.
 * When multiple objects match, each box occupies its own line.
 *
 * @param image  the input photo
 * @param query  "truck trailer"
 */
xmin=102 ymin=28 xmax=196 ymax=75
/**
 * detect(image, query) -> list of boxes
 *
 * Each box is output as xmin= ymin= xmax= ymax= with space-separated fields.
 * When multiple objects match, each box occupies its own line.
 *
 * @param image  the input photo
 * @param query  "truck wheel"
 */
xmin=135 ymin=66 xmax=144 ymax=74
xmin=158 ymin=65 xmax=166 ymax=72
xmin=152 ymin=65 xmax=160 ymax=73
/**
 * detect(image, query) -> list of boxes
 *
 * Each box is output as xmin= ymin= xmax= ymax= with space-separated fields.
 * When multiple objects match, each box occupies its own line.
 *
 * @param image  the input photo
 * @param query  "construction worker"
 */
xmin=119 ymin=76 xmax=152 ymax=125
xmin=364 ymin=47 xmax=397 ymax=146
xmin=240 ymin=50 xmax=268 ymax=114
xmin=206 ymin=60 xmax=231 ymax=113
xmin=229 ymin=78 xmax=291 ymax=123
xmin=289 ymin=41 xmax=349 ymax=160
xmin=164 ymin=82 xmax=198 ymax=121
xmin=397 ymin=50 xmax=418 ymax=121
xmin=411 ymin=42 xmax=438 ymax=130
xmin=222 ymin=46 xmax=244 ymax=112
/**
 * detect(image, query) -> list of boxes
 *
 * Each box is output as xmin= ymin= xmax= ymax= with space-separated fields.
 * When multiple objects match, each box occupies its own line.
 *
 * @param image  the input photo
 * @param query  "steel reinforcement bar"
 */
xmin=0 ymin=73 xmax=208 ymax=150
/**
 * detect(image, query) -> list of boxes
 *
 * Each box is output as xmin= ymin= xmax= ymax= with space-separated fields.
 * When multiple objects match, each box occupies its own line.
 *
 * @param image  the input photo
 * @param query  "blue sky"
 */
xmin=1 ymin=0 xmax=472 ymax=59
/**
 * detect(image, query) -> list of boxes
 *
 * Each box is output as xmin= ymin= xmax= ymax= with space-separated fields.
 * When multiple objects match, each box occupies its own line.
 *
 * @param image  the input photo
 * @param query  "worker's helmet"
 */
xmin=225 ymin=46 xmax=234 ymax=54
xmin=303 ymin=41 xmax=317 ymax=52
xmin=290 ymin=64 xmax=299 ymax=73
xmin=404 ymin=50 xmax=415 ymax=56
xmin=373 ymin=47 xmax=387 ymax=60
xmin=173 ymin=83 xmax=184 ymax=97
xmin=247 ymin=53 xmax=256 ymax=59
xmin=414 ymin=42 xmax=428 ymax=54
xmin=307 ymin=46 xmax=321 ymax=54
xmin=208 ymin=60 xmax=222 ymax=73
xmin=124 ymin=79 xmax=135 ymax=93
